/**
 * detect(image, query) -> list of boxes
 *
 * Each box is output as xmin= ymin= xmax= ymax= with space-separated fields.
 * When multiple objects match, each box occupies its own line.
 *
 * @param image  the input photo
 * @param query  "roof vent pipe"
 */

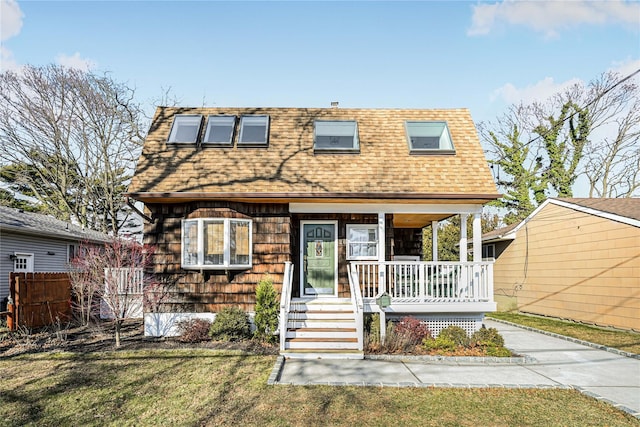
xmin=330 ymin=101 xmax=339 ymax=108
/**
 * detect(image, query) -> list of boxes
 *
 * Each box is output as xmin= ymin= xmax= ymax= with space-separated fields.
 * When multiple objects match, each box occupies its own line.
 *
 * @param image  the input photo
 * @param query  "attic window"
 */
xmin=238 ymin=115 xmax=269 ymax=146
xmin=203 ymin=115 xmax=235 ymax=145
xmin=314 ymin=120 xmax=359 ymax=152
xmin=168 ymin=115 xmax=202 ymax=144
xmin=405 ymin=121 xmax=455 ymax=154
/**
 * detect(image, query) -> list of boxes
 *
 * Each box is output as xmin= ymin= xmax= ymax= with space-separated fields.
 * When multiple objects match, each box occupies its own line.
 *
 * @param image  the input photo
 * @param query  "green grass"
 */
xmin=488 ymin=312 xmax=640 ymax=354
xmin=1 ymin=349 xmax=637 ymax=426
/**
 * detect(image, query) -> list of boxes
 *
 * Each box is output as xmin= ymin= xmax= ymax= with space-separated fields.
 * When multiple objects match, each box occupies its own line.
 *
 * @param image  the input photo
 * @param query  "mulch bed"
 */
xmin=0 ymin=319 xmax=279 ymax=357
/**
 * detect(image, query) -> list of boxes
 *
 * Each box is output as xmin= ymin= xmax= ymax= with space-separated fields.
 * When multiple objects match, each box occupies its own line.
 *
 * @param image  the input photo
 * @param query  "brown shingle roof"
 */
xmin=128 ymin=107 xmax=499 ymax=202
xmin=556 ymin=198 xmax=640 ymax=222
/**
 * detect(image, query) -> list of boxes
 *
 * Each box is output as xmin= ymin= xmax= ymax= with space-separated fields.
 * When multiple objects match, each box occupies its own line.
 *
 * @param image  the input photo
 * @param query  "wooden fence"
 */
xmin=7 ymin=272 xmax=72 ymax=331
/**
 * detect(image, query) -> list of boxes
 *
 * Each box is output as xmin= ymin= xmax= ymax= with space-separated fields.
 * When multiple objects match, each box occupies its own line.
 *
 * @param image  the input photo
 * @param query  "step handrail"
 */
xmin=348 ymin=263 xmax=365 ymax=351
xmin=279 ymin=261 xmax=294 ymax=352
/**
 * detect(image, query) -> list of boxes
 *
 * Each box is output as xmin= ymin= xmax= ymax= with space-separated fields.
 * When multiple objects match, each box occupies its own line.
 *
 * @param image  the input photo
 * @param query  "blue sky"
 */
xmin=2 ymin=0 xmax=638 ymax=129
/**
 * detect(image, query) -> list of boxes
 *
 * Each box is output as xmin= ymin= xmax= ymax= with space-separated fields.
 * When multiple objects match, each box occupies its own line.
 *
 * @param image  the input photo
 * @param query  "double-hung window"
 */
xmin=314 ymin=120 xmax=359 ymax=152
xmin=182 ymin=218 xmax=252 ymax=269
xmin=168 ymin=115 xmax=203 ymax=144
xmin=405 ymin=121 xmax=455 ymax=154
xmin=346 ymin=225 xmax=378 ymax=260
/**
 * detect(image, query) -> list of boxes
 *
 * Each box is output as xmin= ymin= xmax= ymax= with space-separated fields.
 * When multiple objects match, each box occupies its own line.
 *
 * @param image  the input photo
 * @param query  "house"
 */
xmin=483 ymin=198 xmax=640 ymax=331
xmin=0 ymin=205 xmax=111 ymax=311
xmin=126 ymin=106 xmax=500 ymax=357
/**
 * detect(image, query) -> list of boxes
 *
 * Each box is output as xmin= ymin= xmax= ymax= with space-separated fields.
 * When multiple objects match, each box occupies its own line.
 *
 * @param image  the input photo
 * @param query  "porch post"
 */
xmin=460 ymin=214 xmax=468 ymax=262
xmin=431 ymin=220 xmax=438 ymax=261
xmin=378 ymin=212 xmax=387 ymax=342
xmin=378 ymin=212 xmax=386 ymax=295
xmin=473 ymin=213 xmax=482 ymax=262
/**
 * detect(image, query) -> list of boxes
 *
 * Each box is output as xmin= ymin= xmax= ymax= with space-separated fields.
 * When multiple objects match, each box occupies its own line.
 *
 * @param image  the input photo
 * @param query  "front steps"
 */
xmin=281 ymin=298 xmax=363 ymax=359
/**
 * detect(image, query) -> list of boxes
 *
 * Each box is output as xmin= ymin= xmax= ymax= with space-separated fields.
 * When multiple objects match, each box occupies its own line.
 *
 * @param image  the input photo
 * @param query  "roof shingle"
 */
xmin=128 ymin=107 xmax=499 ymax=202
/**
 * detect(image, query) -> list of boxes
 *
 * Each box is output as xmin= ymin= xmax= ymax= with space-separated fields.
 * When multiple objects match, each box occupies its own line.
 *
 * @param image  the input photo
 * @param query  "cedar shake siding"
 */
xmin=144 ymin=204 xmax=424 ymax=311
xmin=144 ymin=202 xmax=291 ymax=313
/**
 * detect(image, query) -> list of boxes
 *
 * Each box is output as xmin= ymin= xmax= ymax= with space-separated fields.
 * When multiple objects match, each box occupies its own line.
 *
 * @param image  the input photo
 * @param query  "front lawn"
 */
xmin=487 ymin=312 xmax=640 ymax=355
xmin=1 ymin=349 xmax=637 ymax=426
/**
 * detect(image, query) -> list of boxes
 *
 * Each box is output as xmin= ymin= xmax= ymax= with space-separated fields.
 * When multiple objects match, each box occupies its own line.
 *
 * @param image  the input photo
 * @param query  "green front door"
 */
xmin=302 ymin=222 xmax=337 ymax=296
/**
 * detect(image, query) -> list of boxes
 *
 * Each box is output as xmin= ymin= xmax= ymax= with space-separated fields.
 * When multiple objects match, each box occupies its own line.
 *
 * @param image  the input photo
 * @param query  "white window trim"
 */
xmin=13 ymin=252 xmax=34 ymax=273
xmin=182 ymin=218 xmax=252 ymax=270
xmin=67 ymin=244 xmax=79 ymax=262
xmin=346 ymin=224 xmax=379 ymax=260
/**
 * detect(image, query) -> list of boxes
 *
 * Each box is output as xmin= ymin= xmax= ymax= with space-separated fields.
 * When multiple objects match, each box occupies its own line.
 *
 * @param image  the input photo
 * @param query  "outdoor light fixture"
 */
xmin=47 ymin=251 xmax=55 ymax=256
xmin=8 ymin=254 xmax=17 ymax=260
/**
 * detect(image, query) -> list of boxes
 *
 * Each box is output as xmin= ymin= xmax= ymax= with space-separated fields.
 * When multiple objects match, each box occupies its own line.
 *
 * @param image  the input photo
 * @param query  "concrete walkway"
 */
xmin=273 ymin=319 xmax=640 ymax=418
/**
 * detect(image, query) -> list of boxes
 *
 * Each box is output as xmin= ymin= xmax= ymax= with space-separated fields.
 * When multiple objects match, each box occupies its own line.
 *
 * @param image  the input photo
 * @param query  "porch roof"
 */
xmin=128 ymin=107 xmax=499 ymax=204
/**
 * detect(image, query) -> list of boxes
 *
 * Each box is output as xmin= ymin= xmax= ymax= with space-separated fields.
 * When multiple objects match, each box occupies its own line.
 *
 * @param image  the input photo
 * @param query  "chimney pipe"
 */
xmin=331 ymin=101 xmax=339 ymax=108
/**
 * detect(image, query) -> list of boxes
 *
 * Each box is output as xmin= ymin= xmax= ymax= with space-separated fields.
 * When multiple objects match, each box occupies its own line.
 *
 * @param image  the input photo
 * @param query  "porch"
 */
xmin=279 ymin=259 xmax=495 ymax=359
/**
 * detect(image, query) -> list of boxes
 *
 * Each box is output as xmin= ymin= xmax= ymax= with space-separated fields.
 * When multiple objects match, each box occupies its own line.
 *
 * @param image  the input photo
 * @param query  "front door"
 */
xmin=301 ymin=221 xmax=337 ymax=296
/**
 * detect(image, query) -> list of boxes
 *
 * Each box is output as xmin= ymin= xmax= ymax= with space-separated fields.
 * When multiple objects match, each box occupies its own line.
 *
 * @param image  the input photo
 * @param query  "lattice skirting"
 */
xmin=387 ymin=313 xmax=484 ymax=337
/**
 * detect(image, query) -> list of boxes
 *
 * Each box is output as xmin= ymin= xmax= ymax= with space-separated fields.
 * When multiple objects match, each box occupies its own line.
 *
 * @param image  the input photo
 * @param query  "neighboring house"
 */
xmin=0 ymin=205 xmax=111 ymax=310
xmin=127 ymin=106 xmax=500 ymax=357
xmin=483 ymin=198 xmax=640 ymax=331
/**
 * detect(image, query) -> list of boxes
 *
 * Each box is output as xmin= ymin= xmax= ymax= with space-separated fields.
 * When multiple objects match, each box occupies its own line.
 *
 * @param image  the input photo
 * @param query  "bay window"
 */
xmin=182 ymin=218 xmax=252 ymax=269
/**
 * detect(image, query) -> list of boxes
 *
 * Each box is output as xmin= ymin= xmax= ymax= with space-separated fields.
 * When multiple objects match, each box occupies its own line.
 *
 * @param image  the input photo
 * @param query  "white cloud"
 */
xmin=491 ymin=76 xmax=582 ymax=105
xmin=55 ymin=52 xmax=97 ymax=71
xmin=609 ymin=58 xmax=640 ymax=80
xmin=468 ymin=0 xmax=640 ymax=38
xmin=1 ymin=0 xmax=23 ymax=72
xmin=0 ymin=0 xmax=23 ymax=41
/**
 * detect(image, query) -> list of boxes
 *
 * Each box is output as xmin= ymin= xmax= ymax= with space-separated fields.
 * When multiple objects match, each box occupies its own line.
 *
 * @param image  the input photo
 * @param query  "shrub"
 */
xmin=470 ymin=326 xmax=505 ymax=348
xmin=365 ymin=313 xmax=381 ymax=345
xmin=176 ymin=319 xmax=212 ymax=343
xmin=253 ymin=276 xmax=279 ymax=343
xmin=423 ymin=335 xmax=457 ymax=352
xmin=209 ymin=307 xmax=251 ymax=341
xmin=394 ymin=316 xmax=432 ymax=345
xmin=485 ymin=346 xmax=512 ymax=357
xmin=437 ymin=325 xmax=470 ymax=347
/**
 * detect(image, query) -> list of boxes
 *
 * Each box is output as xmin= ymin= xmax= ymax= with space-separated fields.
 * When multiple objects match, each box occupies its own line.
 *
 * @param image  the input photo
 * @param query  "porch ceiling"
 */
xmin=393 ymin=213 xmax=453 ymax=228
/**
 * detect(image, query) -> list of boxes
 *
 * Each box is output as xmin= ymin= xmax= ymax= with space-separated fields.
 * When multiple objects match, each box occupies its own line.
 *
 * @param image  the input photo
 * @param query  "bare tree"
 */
xmin=0 ymin=64 xmax=146 ymax=234
xmin=69 ymin=238 xmax=156 ymax=347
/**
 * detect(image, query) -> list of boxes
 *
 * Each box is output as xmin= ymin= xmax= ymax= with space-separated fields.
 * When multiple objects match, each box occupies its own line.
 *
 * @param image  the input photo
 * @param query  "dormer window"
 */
xmin=168 ymin=115 xmax=202 ymax=144
xmin=405 ymin=121 xmax=455 ymax=154
xmin=203 ymin=115 xmax=235 ymax=145
xmin=238 ymin=115 xmax=269 ymax=146
xmin=314 ymin=120 xmax=359 ymax=153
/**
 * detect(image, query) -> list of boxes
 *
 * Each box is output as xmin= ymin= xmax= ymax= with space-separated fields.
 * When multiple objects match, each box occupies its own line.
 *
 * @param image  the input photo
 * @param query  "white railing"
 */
xmin=104 ymin=268 xmax=144 ymax=294
xmin=351 ymin=261 xmax=494 ymax=303
xmin=348 ymin=264 xmax=365 ymax=351
xmin=279 ymin=261 xmax=294 ymax=352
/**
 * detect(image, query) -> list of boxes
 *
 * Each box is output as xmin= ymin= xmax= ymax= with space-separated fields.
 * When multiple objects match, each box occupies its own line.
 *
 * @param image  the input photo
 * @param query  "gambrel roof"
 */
xmin=128 ymin=107 xmax=499 ymax=204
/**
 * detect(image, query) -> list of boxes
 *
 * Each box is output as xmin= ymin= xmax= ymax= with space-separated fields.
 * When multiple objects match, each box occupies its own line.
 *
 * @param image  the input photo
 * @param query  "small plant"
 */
xmin=394 ymin=316 xmax=432 ymax=345
xmin=253 ymin=276 xmax=279 ymax=343
xmin=423 ymin=335 xmax=457 ymax=353
xmin=437 ymin=325 xmax=470 ymax=347
xmin=209 ymin=307 xmax=250 ymax=341
xmin=365 ymin=313 xmax=381 ymax=345
xmin=176 ymin=319 xmax=213 ymax=343
xmin=470 ymin=326 xmax=505 ymax=348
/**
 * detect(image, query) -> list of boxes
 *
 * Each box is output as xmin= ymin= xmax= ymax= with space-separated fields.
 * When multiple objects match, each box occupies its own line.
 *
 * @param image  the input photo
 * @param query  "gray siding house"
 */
xmin=0 ymin=205 xmax=110 ymax=310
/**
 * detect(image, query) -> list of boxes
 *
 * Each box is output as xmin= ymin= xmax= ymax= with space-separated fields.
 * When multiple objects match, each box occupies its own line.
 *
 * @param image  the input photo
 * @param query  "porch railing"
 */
xmin=351 ymin=261 xmax=494 ymax=303
xmin=279 ymin=261 xmax=294 ymax=352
